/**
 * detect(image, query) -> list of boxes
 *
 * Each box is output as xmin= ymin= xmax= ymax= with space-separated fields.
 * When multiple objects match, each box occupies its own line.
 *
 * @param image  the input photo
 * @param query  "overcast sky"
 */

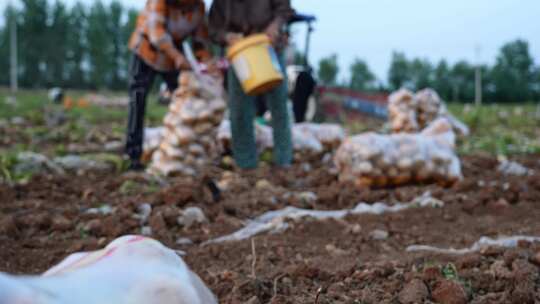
xmin=2 ymin=0 xmax=539 ymax=82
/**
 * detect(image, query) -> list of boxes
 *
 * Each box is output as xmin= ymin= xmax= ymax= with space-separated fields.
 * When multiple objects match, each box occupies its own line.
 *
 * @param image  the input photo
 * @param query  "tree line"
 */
xmin=317 ymin=39 xmax=540 ymax=103
xmin=1 ymin=1 xmax=539 ymax=102
xmin=0 ymin=0 xmax=137 ymax=90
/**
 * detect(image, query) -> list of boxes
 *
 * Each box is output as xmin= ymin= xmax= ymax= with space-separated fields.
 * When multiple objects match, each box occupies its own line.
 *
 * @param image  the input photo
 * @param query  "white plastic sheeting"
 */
xmin=498 ymin=160 xmax=533 ymax=176
xmin=143 ymin=127 xmax=165 ymax=153
xmin=217 ymin=120 xmax=345 ymax=155
xmin=0 ymin=236 xmax=217 ymax=304
xmin=407 ymin=236 xmax=540 ymax=255
xmin=204 ymin=193 xmax=443 ymax=245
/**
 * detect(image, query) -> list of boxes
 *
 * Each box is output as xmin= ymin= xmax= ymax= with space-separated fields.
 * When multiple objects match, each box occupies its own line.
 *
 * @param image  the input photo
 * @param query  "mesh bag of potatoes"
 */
xmin=217 ymin=121 xmax=345 ymax=161
xmin=148 ymin=72 xmax=226 ymax=176
xmin=335 ymin=118 xmax=462 ymax=188
xmin=388 ymin=88 xmax=469 ymax=136
xmin=295 ymin=123 xmax=346 ymax=151
xmin=217 ymin=120 xmax=275 ymax=154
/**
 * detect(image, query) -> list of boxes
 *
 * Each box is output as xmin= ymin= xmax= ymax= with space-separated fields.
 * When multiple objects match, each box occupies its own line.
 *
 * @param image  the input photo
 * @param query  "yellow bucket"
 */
xmin=227 ymin=34 xmax=284 ymax=96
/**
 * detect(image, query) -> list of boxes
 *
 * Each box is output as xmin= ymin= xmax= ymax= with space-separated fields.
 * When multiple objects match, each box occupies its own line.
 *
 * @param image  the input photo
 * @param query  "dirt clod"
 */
xmin=51 ymin=215 xmax=72 ymax=231
xmin=431 ymin=280 xmax=468 ymax=304
xmin=84 ymin=219 xmax=102 ymax=235
xmin=398 ymin=279 xmax=429 ymax=304
xmin=530 ymin=251 xmax=540 ymax=266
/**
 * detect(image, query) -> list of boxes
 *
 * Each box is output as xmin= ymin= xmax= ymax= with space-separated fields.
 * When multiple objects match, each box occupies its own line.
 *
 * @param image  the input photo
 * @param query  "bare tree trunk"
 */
xmin=9 ymin=3 xmax=18 ymax=93
xmin=475 ymin=68 xmax=482 ymax=106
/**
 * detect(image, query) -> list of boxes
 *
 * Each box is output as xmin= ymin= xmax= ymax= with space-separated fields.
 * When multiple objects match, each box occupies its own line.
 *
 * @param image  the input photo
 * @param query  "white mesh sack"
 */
xmin=0 ymin=236 xmax=217 ymax=304
xmin=335 ymin=118 xmax=462 ymax=188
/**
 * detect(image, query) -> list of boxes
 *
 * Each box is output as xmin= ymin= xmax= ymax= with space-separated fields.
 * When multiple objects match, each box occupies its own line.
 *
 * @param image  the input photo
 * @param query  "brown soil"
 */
xmin=1 ymin=154 xmax=540 ymax=303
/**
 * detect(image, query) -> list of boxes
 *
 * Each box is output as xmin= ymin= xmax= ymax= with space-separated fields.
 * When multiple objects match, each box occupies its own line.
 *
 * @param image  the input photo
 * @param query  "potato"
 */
xmin=183 ymin=155 xmax=197 ymax=166
xmin=355 ymin=177 xmax=374 ymax=188
xmin=192 ymin=157 xmax=206 ymax=167
xmin=357 ymin=146 xmax=381 ymax=159
xmin=174 ymin=127 xmax=196 ymax=146
xmin=371 ymin=167 xmax=383 ymax=177
xmin=150 ymin=160 xmax=189 ymax=177
xmin=211 ymin=115 xmax=224 ymax=126
xmin=337 ymin=172 xmax=355 ymax=184
xmin=198 ymin=109 xmax=213 ymax=123
xmin=415 ymin=167 xmax=431 ymax=181
xmin=159 ymin=142 xmax=186 ymax=159
xmin=188 ymin=144 xmax=205 ymax=157
xmin=376 ymin=155 xmax=395 ymax=169
xmin=164 ymin=113 xmax=181 ymax=127
xmin=352 ymin=161 xmax=373 ymax=175
xmin=193 ymin=122 xmax=213 ymax=134
xmin=387 ymin=166 xmax=399 ymax=178
xmin=209 ymin=98 xmax=226 ymax=113
xmin=170 ymin=98 xmax=195 ymax=114
xmin=198 ymin=135 xmax=214 ymax=149
xmin=162 ymin=128 xmax=180 ymax=146
xmin=179 ymin=111 xmax=197 ymax=125
xmin=397 ymin=157 xmax=413 ymax=170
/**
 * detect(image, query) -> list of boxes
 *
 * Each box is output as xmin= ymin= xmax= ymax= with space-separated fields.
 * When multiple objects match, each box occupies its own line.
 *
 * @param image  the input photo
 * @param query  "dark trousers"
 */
xmin=125 ymin=54 xmax=179 ymax=160
xmin=292 ymin=71 xmax=317 ymax=123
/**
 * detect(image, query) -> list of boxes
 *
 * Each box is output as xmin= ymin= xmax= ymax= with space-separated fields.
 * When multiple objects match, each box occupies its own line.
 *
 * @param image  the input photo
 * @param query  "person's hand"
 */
xmin=174 ymin=54 xmax=192 ymax=70
xmin=225 ymin=33 xmax=243 ymax=46
xmin=265 ymin=21 xmax=280 ymax=45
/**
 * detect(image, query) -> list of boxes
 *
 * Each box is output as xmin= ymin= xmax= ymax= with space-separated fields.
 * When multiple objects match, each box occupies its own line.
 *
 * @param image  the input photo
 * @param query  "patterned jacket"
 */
xmin=129 ymin=0 xmax=208 ymax=72
xmin=209 ymin=0 xmax=294 ymax=47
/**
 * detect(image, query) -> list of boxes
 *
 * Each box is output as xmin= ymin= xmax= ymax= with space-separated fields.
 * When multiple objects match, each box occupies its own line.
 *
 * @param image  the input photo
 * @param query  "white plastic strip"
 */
xmin=406 ymin=236 xmax=540 ymax=255
xmin=203 ymin=193 xmax=443 ymax=245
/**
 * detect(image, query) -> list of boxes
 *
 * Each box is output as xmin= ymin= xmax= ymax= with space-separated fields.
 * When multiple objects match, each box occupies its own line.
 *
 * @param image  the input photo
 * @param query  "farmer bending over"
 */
xmin=126 ymin=0 xmax=209 ymax=170
xmin=209 ymin=0 xmax=294 ymax=169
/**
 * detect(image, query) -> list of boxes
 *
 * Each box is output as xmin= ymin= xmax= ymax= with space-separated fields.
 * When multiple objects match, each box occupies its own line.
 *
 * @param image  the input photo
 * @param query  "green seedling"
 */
xmin=145 ymin=183 xmax=160 ymax=194
xmin=442 ymin=263 xmax=458 ymax=280
xmin=0 ymin=153 xmax=15 ymax=182
xmin=260 ymin=150 xmax=273 ymax=163
xmin=87 ymin=153 xmax=128 ymax=172
xmin=441 ymin=262 xmax=474 ymax=298
xmin=119 ymin=180 xmax=139 ymax=194
xmin=54 ymin=144 xmax=68 ymax=156
xmin=0 ymin=151 xmax=32 ymax=184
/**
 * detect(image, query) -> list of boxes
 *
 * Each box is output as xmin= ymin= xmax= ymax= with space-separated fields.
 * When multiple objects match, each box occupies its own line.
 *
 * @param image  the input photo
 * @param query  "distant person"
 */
xmin=126 ymin=0 xmax=209 ymax=170
xmin=209 ymin=0 xmax=294 ymax=170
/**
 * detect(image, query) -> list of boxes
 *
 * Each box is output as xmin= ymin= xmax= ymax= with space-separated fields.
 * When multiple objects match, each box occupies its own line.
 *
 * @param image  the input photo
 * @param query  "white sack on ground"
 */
xmin=294 ymin=123 xmax=346 ymax=150
xmin=335 ymin=118 xmax=462 ymax=187
xmin=407 ymin=236 xmax=540 ymax=255
xmin=292 ymin=126 xmax=323 ymax=154
xmin=218 ymin=120 xmax=275 ymax=153
xmin=217 ymin=120 xmax=345 ymax=156
xmin=143 ymin=127 xmax=165 ymax=152
xmin=0 ymin=235 xmax=217 ymax=304
xmin=498 ymin=160 xmax=533 ymax=176
xmin=203 ymin=192 xmax=443 ymax=245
